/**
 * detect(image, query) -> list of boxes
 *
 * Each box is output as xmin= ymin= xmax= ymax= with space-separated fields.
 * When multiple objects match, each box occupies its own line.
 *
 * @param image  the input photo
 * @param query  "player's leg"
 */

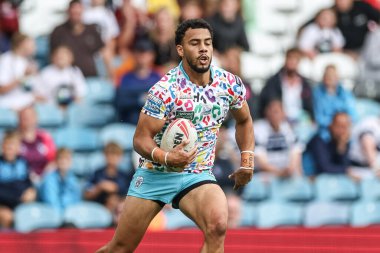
xmin=178 ymin=183 xmax=228 ymax=253
xmin=95 ymin=196 xmax=163 ymax=253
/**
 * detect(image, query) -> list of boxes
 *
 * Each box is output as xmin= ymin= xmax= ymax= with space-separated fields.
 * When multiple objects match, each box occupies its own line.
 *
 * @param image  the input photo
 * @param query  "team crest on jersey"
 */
xmin=135 ymin=176 xmax=144 ymax=188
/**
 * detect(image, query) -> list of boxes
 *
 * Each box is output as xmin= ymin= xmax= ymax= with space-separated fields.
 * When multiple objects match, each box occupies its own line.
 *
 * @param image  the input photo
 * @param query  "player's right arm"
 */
xmin=133 ymin=113 xmax=197 ymax=169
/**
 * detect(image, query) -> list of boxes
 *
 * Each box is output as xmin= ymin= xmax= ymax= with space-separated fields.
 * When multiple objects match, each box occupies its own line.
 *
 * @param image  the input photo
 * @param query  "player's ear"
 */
xmin=176 ymin=44 xmax=184 ymax=57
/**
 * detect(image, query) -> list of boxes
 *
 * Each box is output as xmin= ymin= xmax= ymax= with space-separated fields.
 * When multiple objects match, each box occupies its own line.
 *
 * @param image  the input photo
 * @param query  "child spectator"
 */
xmin=38 ymin=148 xmax=81 ymax=214
xmin=0 ymin=131 xmax=36 ymax=229
xmin=84 ymin=142 xmax=133 ymax=223
xmin=34 ymin=45 xmax=87 ymax=107
xmin=298 ymin=8 xmax=345 ymax=59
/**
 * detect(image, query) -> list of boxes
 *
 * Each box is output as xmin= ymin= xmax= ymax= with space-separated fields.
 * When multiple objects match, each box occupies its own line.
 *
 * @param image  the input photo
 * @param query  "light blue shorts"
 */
xmin=127 ymin=168 xmax=217 ymax=208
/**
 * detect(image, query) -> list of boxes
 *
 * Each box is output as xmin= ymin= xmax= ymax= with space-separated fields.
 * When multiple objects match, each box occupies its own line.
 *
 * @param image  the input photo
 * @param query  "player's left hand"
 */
xmin=228 ymin=168 xmax=253 ymax=191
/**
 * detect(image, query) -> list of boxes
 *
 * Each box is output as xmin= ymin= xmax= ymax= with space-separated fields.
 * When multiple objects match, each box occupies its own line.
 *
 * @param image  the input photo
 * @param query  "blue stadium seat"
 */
xmin=270 ymin=176 xmax=314 ymax=202
xmin=35 ymin=104 xmax=65 ymax=128
xmin=240 ymin=202 xmax=258 ymax=227
xmin=304 ymin=201 xmax=350 ymax=227
xmin=360 ymin=178 xmax=380 ymax=200
xmin=355 ymin=98 xmax=380 ymax=121
xmin=71 ymin=153 xmax=90 ymax=178
xmin=87 ymin=151 xmax=133 ymax=173
xmin=67 ymin=103 xmax=115 ymax=128
xmin=14 ymin=202 xmax=62 ymax=232
xmin=54 ymin=127 xmax=100 ymax=152
xmin=163 ymin=208 xmax=196 ymax=230
xmin=256 ymin=201 xmax=303 ymax=228
xmin=35 ymin=36 xmax=49 ymax=68
xmin=241 ymin=174 xmax=269 ymax=202
xmin=64 ymin=201 xmax=113 ymax=228
xmin=315 ymin=174 xmax=359 ymax=201
xmin=351 ymin=201 xmax=380 ymax=227
xmin=85 ymin=78 xmax=115 ymax=104
xmin=99 ymin=123 xmax=136 ymax=151
xmin=0 ymin=108 xmax=18 ymax=129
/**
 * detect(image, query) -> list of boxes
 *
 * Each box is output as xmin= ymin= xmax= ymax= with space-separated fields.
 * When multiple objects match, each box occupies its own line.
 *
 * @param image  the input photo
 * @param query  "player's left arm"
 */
xmin=229 ymin=101 xmax=255 ymax=190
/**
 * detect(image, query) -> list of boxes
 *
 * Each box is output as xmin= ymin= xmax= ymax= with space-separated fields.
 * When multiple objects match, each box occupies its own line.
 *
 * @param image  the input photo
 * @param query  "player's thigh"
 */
xmin=178 ymin=183 xmax=228 ymax=231
xmin=110 ymin=196 xmax=163 ymax=247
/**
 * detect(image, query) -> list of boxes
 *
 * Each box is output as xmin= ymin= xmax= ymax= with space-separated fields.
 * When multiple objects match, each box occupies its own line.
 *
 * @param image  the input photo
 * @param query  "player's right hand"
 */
xmin=166 ymin=140 xmax=197 ymax=170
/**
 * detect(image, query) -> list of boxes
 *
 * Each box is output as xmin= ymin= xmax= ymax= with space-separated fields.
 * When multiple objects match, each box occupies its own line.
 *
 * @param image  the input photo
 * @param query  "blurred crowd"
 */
xmin=1 ymin=0 xmax=380 ymax=231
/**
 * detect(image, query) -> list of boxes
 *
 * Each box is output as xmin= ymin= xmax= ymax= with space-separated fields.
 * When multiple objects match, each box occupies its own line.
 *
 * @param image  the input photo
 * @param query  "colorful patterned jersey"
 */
xmin=139 ymin=62 xmax=246 ymax=173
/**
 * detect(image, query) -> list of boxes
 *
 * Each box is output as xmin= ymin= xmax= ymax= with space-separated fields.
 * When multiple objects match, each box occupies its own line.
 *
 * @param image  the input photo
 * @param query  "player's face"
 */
xmin=177 ymin=28 xmax=213 ymax=74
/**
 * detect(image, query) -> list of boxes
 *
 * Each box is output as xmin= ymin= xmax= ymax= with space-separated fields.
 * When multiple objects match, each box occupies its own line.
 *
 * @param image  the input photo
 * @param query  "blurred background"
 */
xmin=1 ymin=0 xmax=380 ymax=252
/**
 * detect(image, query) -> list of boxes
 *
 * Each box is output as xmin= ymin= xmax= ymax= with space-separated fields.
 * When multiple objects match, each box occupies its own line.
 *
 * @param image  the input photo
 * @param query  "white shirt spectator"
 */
xmin=298 ymin=24 xmax=345 ymax=53
xmin=82 ymin=5 xmax=120 ymax=42
xmin=33 ymin=65 xmax=87 ymax=104
xmin=282 ymin=79 xmax=303 ymax=122
xmin=0 ymin=52 xmax=35 ymax=110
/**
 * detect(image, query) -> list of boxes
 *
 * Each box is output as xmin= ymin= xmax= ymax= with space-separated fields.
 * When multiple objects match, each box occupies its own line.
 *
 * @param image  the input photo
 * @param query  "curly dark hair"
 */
xmin=175 ymin=19 xmax=214 ymax=45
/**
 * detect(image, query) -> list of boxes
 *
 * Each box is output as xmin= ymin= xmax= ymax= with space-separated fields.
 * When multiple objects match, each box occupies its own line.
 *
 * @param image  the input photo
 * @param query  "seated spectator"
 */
xmin=0 ymin=131 xmax=36 ymax=229
xmin=33 ymin=45 xmax=87 ymax=107
xmin=115 ymin=39 xmax=161 ymax=124
xmin=349 ymin=116 xmax=380 ymax=177
xmin=18 ymin=106 xmax=56 ymax=182
xmin=0 ymin=33 xmax=37 ymax=110
xmin=0 ymin=0 xmax=19 ymax=53
xmin=259 ymin=48 xmax=313 ymax=123
xmin=50 ymin=0 xmax=106 ymax=77
xmin=313 ymin=65 xmax=358 ymax=139
xmin=254 ymin=100 xmax=303 ymax=178
xmin=84 ymin=142 xmax=133 ymax=223
xmin=38 ymin=148 xmax=81 ymax=214
xmin=334 ymin=0 xmax=380 ymax=55
xmin=305 ymin=112 xmax=357 ymax=178
xmin=298 ymin=8 xmax=345 ymax=59
xmin=0 ymin=24 xmax=10 ymax=53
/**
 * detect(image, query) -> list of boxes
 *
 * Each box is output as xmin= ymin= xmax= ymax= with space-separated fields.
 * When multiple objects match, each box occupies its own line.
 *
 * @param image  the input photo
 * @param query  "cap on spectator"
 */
xmin=133 ymin=39 xmax=155 ymax=52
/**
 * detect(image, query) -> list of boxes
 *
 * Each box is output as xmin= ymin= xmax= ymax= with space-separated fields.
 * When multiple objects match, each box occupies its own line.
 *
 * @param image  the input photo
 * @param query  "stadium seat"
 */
xmin=99 ymin=123 xmax=136 ymax=151
xmin=14 ymin=202 xmax=63 ymax=232
xmin=64 ymin=201 xmax=113 ymax=229
xmin=71 ymin=153 xmax=90 ymax=178
xmin=35 ymin=103 xmax=65 ymax=128
xmin=256 ymin=201 xmax=303 ymax=228
xmin=0 ymin=108 xmax=18 ymax=129
xmin=351 ymin=201 xmax=380 ymax=227
xmin=240 ymin=202 xmax=258 ymax=227
xmin=249 ymin=33 xmax=281 ymax=57
xmin=304 ymin=201 xmax=350 ymax=227
xmin=87 ymin=151 xmax=133 ymax=173
xmin=34 ymin=35 xmax=49 ymax=68
xmin=85 ymin=78 xmax=115 ymax=104
xmin=241 ymin=53 xmax=272 ymax=81
xmin=315 ymin=174 xmax=359 ymax=201
xmin=67 ymin=103 xmax=115 ymax=128
xmin=54 ymin=127 xmax=100 ymax=152
xmin=360 ymin=178 xmax=380 ymax=201
xmin=355 ymin=99 xmax=380 ymax=121
xmin=241 ymin=174 xmax=269 ymax=202
xmin=163 ymin=208 xmax=196 ymax=230
xmin=270 ymin=177 xmax=314 ymax=202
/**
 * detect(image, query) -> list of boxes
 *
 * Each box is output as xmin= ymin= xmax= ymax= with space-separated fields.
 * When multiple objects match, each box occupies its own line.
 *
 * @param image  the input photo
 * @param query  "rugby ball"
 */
xmin=160 ymin=118 xmax=197 ymax=152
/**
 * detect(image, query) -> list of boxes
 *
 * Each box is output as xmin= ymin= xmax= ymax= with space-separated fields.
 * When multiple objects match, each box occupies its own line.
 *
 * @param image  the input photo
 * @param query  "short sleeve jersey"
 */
xmin=140 ymin=63 xmax=246 ymax=173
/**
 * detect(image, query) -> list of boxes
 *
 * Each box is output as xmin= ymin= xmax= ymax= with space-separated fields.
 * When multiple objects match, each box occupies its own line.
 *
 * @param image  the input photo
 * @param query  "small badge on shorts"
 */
xmin=135 ymin=176 xmax=144 ymax=188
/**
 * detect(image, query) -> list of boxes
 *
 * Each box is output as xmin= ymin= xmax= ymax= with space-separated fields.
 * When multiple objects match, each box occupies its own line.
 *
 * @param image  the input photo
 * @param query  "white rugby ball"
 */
xmin=160 ymin=118 xmax=197 ymax=152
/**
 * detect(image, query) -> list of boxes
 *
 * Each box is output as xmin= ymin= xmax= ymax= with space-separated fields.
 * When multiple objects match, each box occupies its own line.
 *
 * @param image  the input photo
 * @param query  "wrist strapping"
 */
xmin=164 ymin=152 xmax=169 ymax=166
xmin=241 ymin=150 xmax=255 ymax=154
xmin=240 ymin=166 xmax=254 ymax=170
xmin=151 ymin=147 xmax=159 ymax=162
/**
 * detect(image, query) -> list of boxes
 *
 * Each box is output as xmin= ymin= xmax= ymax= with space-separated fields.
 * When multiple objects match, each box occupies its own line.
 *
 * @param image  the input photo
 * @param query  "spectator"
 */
xmin=50 ymin=0 xmax=106 ymax=77
xmin=0 ymin=33 xmax=37 ymax=110
xmin=206 ymin=0 xmax=249 ymax=55
xmin=0 ymin=23 xmax=10 ymax=53
xmin=349 ymin=116 xmax=380 ymax=177
xmin=259 ymin=48 xmax=313 ymax=122
xmin=313 ymin=65 xmax=358 ymax=139
xmin=84 ymin=142 xmax=133 ymax=223
xmin=334 ymin=0 xmax=380 ymax=55
xmin=298 ymin=8 xmax=345 ymax=59
xmin=0 ymin=131 xmax=36 ymax=229
xmin=254 ymin=100 xmax=303 ymax=178
xmin=305 ymin=112 xmax=356 ymax=178
xmin=178 ymin=0 xmax=203 ymax=22
xmin=18 ymin=106 xmax=56 ymax=182
xmin=33 ymin=45 xmax=87 ymax=107
xmin=38 ymin=148 xmax=81 ymax=214
xmin=115 ymin=39 xmax=161 ymax=124
xmin=150 ymin=7 xmax=179 ymax=71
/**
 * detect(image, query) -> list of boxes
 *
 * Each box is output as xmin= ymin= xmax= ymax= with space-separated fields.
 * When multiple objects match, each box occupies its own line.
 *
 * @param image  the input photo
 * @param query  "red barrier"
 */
xmin=1 ymin=227 xmax=380 ymax=253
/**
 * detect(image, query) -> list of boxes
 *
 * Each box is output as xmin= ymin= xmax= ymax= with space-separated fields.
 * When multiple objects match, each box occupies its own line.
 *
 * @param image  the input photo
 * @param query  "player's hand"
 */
xmin=228 ymin=168 xmax=253 ymax=191
xmin=166 ymin=140 xmax=197 ymax=170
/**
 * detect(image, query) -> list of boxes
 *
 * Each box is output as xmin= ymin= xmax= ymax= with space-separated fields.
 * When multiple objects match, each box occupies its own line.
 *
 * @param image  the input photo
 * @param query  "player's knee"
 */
xmin=205 ymin=217 xmax=227 ymax=238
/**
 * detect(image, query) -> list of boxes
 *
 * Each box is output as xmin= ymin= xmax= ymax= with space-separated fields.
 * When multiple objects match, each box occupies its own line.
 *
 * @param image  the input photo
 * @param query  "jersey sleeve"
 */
xmin=141 ymin=80 xmax=174 ymax=120
xmin=229 ymin=75 xmax=247 ymax=110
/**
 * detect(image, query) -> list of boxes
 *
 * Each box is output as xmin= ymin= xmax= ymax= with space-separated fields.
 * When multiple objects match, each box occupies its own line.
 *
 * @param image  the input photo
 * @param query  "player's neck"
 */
xmin=182 ymin=62 xmax=211 ymax=87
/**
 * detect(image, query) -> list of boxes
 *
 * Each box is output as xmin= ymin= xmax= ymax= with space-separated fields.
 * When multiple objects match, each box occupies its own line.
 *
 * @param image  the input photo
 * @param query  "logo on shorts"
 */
xmin=135 ymin=176 xmax=144 ymax=188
